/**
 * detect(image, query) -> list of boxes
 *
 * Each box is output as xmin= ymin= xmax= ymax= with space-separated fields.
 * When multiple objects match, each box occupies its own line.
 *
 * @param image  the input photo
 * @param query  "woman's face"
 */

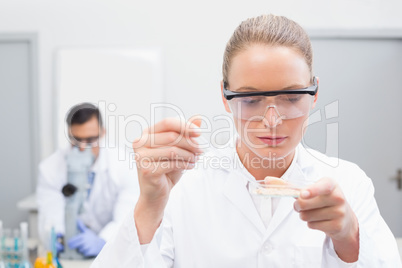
xmin=222 ymin=44 xmax=317 ymax=162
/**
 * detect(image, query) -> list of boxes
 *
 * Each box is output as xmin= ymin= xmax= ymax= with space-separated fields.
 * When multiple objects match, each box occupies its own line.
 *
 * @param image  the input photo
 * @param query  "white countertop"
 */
xmin=59 ymin=259 xmax=94 ymax=268
xmin=17 ymin=193 xmax=37 ymax=211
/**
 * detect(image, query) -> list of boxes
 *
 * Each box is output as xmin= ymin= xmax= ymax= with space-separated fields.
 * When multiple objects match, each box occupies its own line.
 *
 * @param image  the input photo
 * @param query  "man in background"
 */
xmin=36 ymin=102 xmax=139 ymax=257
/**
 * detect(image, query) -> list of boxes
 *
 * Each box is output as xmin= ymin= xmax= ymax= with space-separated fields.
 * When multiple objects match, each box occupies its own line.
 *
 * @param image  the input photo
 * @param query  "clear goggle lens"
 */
xmin=228 ymin=94 xmax=314 ymax=121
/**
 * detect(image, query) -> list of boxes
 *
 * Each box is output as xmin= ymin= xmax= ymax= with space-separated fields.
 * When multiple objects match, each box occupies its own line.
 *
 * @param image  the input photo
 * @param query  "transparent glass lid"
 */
xmin=248 ymin=177 xmax=301 ymax=198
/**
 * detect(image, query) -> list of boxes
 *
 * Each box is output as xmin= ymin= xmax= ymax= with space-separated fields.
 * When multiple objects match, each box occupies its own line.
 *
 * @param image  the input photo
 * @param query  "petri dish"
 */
xmin=249 ymin=180 xmax=301 ymax=198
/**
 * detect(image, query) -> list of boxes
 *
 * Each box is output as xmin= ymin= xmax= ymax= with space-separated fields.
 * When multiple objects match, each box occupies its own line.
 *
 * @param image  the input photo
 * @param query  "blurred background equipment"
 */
xmin=59 ymin=148 xmax=93 ymax=260
xmin=0 ymin=221 xmax=33 ymax=268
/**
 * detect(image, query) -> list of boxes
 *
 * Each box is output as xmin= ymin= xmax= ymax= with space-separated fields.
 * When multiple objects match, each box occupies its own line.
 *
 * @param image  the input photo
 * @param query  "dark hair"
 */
xmin=66 ymin=103 xmax=103 ymax=127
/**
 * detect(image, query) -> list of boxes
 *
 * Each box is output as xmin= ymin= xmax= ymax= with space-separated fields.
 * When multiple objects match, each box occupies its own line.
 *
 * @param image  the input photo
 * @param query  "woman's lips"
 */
xmin=257 ymin=136 xmax=287 ymax=146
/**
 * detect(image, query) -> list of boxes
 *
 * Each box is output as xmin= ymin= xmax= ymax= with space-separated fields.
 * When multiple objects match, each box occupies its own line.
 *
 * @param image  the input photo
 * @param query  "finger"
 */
xmin=294 ymin=193 xmax=342 ymax=211
xmin=300 ymin=177 xmax=336 ymax=199
xmin=137 ymin=132 xmax=203 ymax=154
xmin=188 ymin=116 xmax=202 ymax=128
xmin=306 ymin=219 xmax=344 ymax=236
xmin=76 ymin=219 xmax=87 ymax=233
xmin=136 ymin=146 xmax=198 ymax=163
xmin=77 ymin=244 xmax=90 ymax=255
xmin=147 ymin=118 xmax=202 ymax=137
xmin=82 ymin=248 xmax=92 ymax=257
xmin=264 ymin=176 xmax=288 ymax=185
xmin=67 ymin=234 xmax=84 ymax=249
xmin=139 ymin=160 xmax=196 ymax=177
xmin=56 ymin=242 xmax=64 ymax=252
xmin=80 ymin=243 xmax=91 ymax=254
xmin=298 ymin=206 xmax=344 ymax=222
xmin=133 ymin=118 xmax=202 ymax=149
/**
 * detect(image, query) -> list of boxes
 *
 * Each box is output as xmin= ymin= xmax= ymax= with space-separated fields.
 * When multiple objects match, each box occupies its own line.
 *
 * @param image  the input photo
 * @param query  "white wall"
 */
xmin=0 ymin=0 xmax=401 ymax=159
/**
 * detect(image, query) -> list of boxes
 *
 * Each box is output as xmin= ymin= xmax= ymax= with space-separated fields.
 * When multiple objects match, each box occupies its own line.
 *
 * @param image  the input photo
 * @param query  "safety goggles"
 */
xmin=223 ymin=77 xmax=318 ymax=121
xmin=69 ymin=135 xmax=100 ymax=147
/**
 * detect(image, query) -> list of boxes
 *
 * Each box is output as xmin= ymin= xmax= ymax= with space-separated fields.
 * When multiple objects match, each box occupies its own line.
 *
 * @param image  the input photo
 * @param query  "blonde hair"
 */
xmin=222 ymin=14 xmax=313 ymax=85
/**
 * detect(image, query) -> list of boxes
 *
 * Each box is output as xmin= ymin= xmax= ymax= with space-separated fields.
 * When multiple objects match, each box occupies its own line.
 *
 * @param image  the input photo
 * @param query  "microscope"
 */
xmin=59 ymin=147 xmax=94 ymax=260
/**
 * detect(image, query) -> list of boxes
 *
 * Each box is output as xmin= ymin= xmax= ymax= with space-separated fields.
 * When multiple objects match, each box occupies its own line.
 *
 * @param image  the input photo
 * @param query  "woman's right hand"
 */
xmin=132 ymin=117 xmax=203 ymax=243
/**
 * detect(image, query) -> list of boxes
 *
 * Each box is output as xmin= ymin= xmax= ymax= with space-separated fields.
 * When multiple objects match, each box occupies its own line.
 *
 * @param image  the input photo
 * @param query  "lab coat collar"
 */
xmin=218 ymin=139 xmax=264 ymax=233
xmin=282 ymin=144 xmax=316 ymax=186
xmin=222 ymin=142 xmax=315 ymax=238
xmin=292 ymin=144 xmax=320 ymax=185
xmin=226 ymin=141 xmax=308 ymax=185
xmin=222 ymin=162 xmax=266 ymax=234
xmin=262 ymin=150 xmax=308 ymax=240
xmin=263 ymin=145 xmax=319 ymax=240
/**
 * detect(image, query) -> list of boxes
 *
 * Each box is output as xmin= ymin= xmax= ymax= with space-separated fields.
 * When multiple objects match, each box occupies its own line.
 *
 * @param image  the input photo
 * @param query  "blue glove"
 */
xmin=56 ymin=233 xmax=64 ymax=254
xmin=67 ymin=219 xmax=106 ymax=257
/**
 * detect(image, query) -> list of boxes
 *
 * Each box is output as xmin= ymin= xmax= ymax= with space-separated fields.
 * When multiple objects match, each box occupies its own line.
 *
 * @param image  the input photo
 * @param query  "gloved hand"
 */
xmin=56 ymin=233 xmax=64 ymax=254
xmin=67 ymin=219 xmax=106 ymax=257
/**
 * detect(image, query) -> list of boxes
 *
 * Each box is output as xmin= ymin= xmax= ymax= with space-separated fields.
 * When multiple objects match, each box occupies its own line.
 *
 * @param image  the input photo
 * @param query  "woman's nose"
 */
xmin=262 ymin=106 xmax=283 ymax=128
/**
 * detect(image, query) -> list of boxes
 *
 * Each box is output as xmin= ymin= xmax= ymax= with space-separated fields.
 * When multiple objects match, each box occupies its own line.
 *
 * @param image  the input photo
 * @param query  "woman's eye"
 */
xmin=282 ymin=95 xmax=302 ymax=103
xmin=241 ymin=97 xmax=262 ymax=105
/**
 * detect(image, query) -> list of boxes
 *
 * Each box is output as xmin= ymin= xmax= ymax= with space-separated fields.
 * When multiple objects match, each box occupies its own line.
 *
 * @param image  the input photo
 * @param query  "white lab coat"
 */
xmin=36 ymin=146 xmax=139 ymax=244
xmin=92 ymin=144 xmax=402 ymax=267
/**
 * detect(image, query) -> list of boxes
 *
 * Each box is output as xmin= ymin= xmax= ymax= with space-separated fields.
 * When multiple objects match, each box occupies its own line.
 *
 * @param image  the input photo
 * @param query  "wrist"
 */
xmin=331 ymin=212 xmax=360 ymax=263
xmin=134 ymin=195 xmax=166 ymax=244
xmin=332 ymin=206 xmax=359 ymax=242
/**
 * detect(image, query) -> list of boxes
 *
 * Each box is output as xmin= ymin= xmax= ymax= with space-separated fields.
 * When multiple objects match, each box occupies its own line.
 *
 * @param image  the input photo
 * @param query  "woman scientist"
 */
xmin=91 ymin=14 xmax=401 ymax=267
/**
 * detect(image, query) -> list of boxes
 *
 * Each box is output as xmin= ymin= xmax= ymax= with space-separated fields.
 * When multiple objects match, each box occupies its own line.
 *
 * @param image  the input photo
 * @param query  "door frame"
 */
xmin=0 ymin=33 xmax=40 ymax=191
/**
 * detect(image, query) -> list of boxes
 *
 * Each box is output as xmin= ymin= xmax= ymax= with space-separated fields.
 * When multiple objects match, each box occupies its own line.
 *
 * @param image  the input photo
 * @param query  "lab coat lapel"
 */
xmin=263 ymin=155 xmax=311 ymax=240
xmin=263 ymin=194 xmax=295 ymax=240
xmin=223 ymin=172 xmax=266 ymax=234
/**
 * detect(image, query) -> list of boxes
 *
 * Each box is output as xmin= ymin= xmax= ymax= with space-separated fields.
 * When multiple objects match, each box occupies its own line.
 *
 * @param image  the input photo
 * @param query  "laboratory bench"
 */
xmin=58 ymin=259 xmax=94 ymax=268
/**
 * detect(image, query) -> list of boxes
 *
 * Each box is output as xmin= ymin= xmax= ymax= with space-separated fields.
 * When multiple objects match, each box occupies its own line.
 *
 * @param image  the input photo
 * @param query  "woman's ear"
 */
xmin=311 ymin=77 xmax=319 ymax=109
xmin=221 ymin=81 xmax=232 ymax=113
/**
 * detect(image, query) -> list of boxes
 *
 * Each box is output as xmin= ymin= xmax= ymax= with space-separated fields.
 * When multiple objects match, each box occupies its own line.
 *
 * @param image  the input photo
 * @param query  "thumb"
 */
xmin=189 ymin=115 xmax=202 ymax=128
xmin=264 ymin=176 xmax=288 ymax=185
xmin=187 ymin=116 xmax=203 ymax=138
xmin=77 ymin=219 xmax=87 ymax=233
xmin=192 ymin=119 xmax=202 ymax=128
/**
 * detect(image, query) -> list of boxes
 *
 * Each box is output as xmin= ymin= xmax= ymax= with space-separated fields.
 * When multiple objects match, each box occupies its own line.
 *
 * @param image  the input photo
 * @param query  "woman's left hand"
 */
xmin=294 ymin=177 xmax=359 ymax=262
